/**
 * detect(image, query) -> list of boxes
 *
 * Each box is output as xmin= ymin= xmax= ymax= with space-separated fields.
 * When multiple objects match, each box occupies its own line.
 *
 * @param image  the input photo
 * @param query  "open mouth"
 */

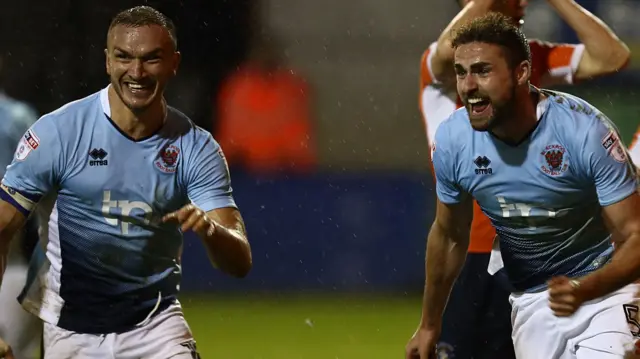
xmin=124 ymin=82 xmax=154 ymax=96
xmin=468 ymin=98 xmax=492 ymax=116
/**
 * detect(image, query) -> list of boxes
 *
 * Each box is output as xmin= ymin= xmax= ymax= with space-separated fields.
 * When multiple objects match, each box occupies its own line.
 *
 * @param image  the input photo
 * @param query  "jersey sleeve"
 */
xmin=420 ymin=42 xmax=439 ymax=88
xmin=529 ymin=40 xmax=585 ymax=86
xmin=432 ymin=120 xmax=466 ymax=204
xmin=580 ymin=114 xmax=638 ymax=207
xmin=185 ymin=131 xmax=237 ymax=212
xmin=0 ymin=115 xmax=63 ymax=216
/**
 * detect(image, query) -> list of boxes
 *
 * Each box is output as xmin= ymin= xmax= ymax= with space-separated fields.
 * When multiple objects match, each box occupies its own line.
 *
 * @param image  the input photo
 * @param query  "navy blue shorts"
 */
xmin=437 ymin=253 xmax=515 ymax=359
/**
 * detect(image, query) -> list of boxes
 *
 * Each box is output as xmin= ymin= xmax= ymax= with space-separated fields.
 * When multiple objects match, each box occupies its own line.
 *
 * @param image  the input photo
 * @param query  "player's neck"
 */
xmin=490 ymin=89 xmax=540 ymax=145
xmin=108 ymin=87 xmax=166 ymax=140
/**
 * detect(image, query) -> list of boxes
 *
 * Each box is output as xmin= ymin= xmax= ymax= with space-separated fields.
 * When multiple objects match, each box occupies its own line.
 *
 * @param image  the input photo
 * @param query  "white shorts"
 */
xmin=43 ymin=301 xmax=200 ymax=359
xmin=510 ymin=283 xmax=640 ymax=359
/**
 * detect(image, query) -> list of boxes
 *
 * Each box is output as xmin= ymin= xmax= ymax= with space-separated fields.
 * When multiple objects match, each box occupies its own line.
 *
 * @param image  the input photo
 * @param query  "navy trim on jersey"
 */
xmin=58 ymin=294 xmax=177 ymax=334
xmin=0 ymin=186 xmax=39 ymax=216
xmin=103 ymin=114 xmax=163 ymax=143
xmin=1 ymin=184 xmax=41 ymax=202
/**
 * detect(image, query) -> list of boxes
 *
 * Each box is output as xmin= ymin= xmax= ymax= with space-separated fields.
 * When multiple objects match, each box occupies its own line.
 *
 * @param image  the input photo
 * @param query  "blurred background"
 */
xmin=1 ymin=0 xmax=639 ymax=357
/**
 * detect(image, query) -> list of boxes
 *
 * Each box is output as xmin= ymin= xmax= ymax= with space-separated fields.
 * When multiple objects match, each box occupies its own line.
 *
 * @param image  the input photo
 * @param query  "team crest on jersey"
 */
xmin=601 ymin=131 xmax=628 ymax=163
xmin=155 ymin=144 xmax=180 ymax=173
xmin=540 ymin=144 xmax=568 ymax=176
xmin=15 ymin=129 xmax=40 ymax=161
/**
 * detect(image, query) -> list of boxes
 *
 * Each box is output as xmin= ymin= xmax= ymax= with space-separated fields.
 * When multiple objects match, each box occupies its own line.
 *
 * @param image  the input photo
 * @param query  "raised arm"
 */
xmin=429 ymin=0 xmax=494 ymax=86
xmin=546 ymin=0 xmax=630 ymax=80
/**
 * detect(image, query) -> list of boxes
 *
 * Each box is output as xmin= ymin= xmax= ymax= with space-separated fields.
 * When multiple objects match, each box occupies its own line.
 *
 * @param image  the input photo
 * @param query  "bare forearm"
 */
xmin=578 ymin=233 xmax=640 ymax=301
xmin=200 ymin=226 xmax=252 ymax=278
xmin=432 ymin=0 xmax=493 ymax=81
xmin=420 ymin=222 xmax=468 ymax=328
xmin=548 ymin=0 xmax=629 ymax=70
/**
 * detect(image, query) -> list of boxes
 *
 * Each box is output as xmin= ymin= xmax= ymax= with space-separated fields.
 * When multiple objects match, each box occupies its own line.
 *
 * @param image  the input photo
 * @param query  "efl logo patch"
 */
xmin=602 ymin=131 xmax=627 ymax=163
xmin=155 ymin=144 xmax=180 ymax=173
xmin=15 ymin=129 xmax=40 ymax=161
xmin=541 ymin=144 xmax=568 ymax=176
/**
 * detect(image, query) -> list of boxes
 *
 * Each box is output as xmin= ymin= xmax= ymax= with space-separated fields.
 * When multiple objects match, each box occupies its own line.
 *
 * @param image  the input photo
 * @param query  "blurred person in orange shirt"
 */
xmin=215 ymin=33 xmax=316 ymax=174
xmin=414 ymin=0 xmax=630 ymax=358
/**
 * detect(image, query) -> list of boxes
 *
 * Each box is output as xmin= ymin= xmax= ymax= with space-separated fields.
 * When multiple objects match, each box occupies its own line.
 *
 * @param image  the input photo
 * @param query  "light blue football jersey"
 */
xmin=432 ymin=87 xmax=638 ymax=292
xmin=0 ymin=86 xmax=236 ymax=333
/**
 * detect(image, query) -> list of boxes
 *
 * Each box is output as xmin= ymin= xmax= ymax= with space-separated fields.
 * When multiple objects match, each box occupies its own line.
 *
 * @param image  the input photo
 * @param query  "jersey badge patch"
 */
xmin=541 ymin=144 xmax=568 ymax=176
xmin=155 ymin=144 xmax=180 ymax=173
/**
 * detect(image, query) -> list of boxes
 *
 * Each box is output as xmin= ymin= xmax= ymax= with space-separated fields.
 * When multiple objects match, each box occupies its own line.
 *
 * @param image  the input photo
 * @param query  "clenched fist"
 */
xmin=405 ymin=327 xmax=440 ymax=359
xmin=548 ymin=276 xmax=585 ymax=317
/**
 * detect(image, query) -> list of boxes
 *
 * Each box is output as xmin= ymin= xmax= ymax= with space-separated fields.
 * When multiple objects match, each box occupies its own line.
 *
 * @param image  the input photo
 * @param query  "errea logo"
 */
xmin=474 ymin=155 xmax=492 ymax=175
xmin=89 ymin=148 xmax=108 ymax=167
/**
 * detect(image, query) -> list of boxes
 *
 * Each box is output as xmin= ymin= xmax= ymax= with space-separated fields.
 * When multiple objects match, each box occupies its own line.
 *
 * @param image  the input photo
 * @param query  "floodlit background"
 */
xmin=1 ymin=0 xmax=639 ymax=357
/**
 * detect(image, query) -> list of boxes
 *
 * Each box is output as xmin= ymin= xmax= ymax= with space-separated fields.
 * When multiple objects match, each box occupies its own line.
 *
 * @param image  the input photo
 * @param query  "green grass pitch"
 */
xmin=182 ymin=293 xmax=420 ymax=358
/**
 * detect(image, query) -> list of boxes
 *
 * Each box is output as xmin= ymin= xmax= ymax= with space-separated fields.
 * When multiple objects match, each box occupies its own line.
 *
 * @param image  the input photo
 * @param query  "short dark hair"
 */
xmin=451 ymin=12 xmax=531 ymax=68
xmin=108 ymin=6 xmax=178 ymax=50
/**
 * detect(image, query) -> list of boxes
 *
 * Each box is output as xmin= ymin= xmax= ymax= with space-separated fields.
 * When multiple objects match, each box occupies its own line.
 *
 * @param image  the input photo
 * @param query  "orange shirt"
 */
xmin=420 ymin=40 xmax=585 ymax=253
xmin=216 ymin=65 xmax=316 ymax=173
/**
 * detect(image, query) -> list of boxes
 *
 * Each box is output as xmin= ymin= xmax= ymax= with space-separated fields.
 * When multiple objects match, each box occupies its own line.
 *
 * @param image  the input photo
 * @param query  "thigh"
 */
xmin=116 ymin=302 xmax=200 ymax=359
xmin=511 ymin=291 xmax=567 ymax=359
xmin=438 ymin=254 xmax=496 ymax=359
xmin=571 ymin=285 xmax=640 ymax=357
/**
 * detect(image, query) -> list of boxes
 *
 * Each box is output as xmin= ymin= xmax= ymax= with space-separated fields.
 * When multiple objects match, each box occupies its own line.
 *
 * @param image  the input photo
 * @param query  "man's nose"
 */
xmin=460 ymin=74 xmax=478 ymax=93
xmin=128 ymin=59 xmax=145 ymax=79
